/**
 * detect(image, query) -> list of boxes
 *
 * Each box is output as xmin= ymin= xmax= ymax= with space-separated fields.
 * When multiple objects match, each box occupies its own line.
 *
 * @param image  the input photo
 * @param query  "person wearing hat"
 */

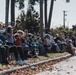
xmin=14 ymin=33 xmax=29 ymax=65
xmin=66 ymin=39 xmax=76 ymax=56
xmin=0 ymin=22 xmax=6 ymax=34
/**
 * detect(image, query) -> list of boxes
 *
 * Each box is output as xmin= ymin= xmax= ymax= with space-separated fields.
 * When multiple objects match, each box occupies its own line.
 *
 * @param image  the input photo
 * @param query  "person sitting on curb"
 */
xmin=6 ymin=26 xmax=30 ymax=65
xmin=66 ymin=39 xmax=76 ymax=56
xmin=14 ymin=33 xmax=30 ymax=65
xmin=0 ymin=24 xmax=9 ymax=64
xmin=0 ymin=39 xmax=9 ymax=64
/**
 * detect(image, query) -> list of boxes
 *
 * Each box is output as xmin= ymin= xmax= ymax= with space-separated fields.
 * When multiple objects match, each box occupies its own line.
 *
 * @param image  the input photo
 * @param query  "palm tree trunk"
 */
xmin=47 ymin=0 xmax=54 ymax=31
xmin=40 ymin=0 xmax=43 ymax=38
xmin=11 ymin=0 xmax=15 ymax=26
xmin=44 ymin=0 xmax=47 ymax=29
xmin=5 ymin=0 xmax=9 ymax=27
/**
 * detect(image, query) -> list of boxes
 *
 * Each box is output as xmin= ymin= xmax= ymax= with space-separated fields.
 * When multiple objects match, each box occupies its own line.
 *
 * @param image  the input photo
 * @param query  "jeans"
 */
xmin=9 ymin=45 xmax=19 ymax=60
xmin=6 ymin=43 xmax=19 ymax=61
xmin=0 ymin=46 xmax=8 ymax=62
xmin=39 ymin=44 xmax=46 ymax=55
xmin=17 ymin=46 xmax=25 ymax=60
xmin=7 ymin=42 xmax=26 ymax=61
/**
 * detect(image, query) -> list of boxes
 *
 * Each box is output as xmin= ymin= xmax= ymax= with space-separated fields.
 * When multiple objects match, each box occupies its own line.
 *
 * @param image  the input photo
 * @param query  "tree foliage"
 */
xmin=28 ymin=0 xmax=39 ymax=5
xmin=17 ymin=8 xmax=40 ymax=33
xmin=50 ymin=25 xmax=76 ymax=37
xmin=15 ymin=0 xmax=25 ymax=9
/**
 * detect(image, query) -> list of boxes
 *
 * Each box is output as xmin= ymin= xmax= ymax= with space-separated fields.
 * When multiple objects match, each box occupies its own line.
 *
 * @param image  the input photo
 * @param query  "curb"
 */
xmin=0 ymin=54 xmax=71 ymax=74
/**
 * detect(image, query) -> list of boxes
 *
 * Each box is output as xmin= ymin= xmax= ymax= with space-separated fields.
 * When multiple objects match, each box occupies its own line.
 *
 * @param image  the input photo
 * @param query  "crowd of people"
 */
xmin=0 ymin=21 xmax=76 ymax=65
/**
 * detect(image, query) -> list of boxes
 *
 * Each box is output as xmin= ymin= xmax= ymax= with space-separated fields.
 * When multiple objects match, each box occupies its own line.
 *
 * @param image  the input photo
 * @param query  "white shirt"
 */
xmin=0 ymin=29 xmax=6 ymax=33
xmin=45 ymin=38 xmax=52 ymax=46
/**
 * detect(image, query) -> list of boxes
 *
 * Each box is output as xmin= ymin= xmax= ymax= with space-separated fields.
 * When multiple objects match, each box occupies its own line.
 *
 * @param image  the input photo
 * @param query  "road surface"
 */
xmin=36 ymin=56 xmax=76 ymax=75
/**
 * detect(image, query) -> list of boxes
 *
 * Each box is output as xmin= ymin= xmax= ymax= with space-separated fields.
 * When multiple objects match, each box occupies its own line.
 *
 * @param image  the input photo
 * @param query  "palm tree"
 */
xmin=40 ymin=0 xmax=43 ymax=38
xmin=11 ymin=0 xmax=25 ymax=26
xmin=11 ymin=0 xmax=15 ymax=26
xmin=47 ymin=0 xmax=70 ymax=31
xmin=44 ymin=0 xmax=48 ymax=30
xmin=47 ymin=0 xmax=54 ymax=31
xmin=5 ymin=0 xmax=9 ymax=27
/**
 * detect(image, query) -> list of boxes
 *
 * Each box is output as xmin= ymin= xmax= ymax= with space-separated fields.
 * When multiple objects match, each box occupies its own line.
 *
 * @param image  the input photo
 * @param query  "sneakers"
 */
xmin=16 ymin=60 xmax=23 ymax=65
xmin=16 ymin=60 xmax=30 ymax=65
xmin=22 ymin=60 xmax=30 ymax=65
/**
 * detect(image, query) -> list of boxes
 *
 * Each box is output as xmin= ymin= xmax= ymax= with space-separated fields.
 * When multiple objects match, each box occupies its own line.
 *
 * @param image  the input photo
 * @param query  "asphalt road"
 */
xmin=36 ymin=56 xmax=76 ymax=75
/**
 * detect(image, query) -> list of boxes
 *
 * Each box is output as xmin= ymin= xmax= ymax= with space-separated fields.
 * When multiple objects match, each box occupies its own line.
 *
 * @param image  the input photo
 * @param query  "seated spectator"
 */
xmin=66 ymin=39 xmax=76 ymax=56
xmin=0 ymin=22 xmax=6 ymax=34
xmin=6 ymin=26 xmax=29 ymax=65
xmin=44 ymin=34 xmax=60 ymax=53
xmin=0 ymin=27 xmax=9 ymax=64
xmin=55 ymin=33 xmax=66 ymax=52
xmin=65 ymin=35 xmax=70 ymax=43
xmin=20 ymin=34 xmax=29 ymax=59
xmin=44 ymin=34 xmax=52 ymax=52
xmin=0 ymin=40 xmax=9 ymax=64
xmin=14 ymin=33 xmax=29 ymax=65
xmin=39 ymin=38 xmax=47 ymax=55
xmin=69 ymin=35 xmax=76 ymax=47
xmin=54 ymin=34 xmax=60 ymax=43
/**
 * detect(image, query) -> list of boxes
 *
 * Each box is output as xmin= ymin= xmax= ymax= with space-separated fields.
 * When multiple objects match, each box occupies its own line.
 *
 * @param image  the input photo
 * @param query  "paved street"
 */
xmin=36 ymin=56 xmax=76 ymax=75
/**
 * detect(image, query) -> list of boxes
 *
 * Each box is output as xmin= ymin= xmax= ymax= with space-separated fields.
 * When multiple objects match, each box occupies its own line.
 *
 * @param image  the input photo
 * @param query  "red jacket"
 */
xmin=15 ymin=38 xmax=22 ymax=46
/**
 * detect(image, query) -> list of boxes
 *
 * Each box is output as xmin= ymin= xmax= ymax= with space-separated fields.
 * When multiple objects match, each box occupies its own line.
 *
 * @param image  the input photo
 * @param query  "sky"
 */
xmin=0 ymin=0 xmax=76 ymax=28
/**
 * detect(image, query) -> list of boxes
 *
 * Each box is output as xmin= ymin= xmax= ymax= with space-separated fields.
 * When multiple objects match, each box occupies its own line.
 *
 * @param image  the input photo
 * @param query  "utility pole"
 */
xmin=66 ymin=0 xmax=70 ymax=3
xmin=63 ymin=11 xmax=67 ymax=28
